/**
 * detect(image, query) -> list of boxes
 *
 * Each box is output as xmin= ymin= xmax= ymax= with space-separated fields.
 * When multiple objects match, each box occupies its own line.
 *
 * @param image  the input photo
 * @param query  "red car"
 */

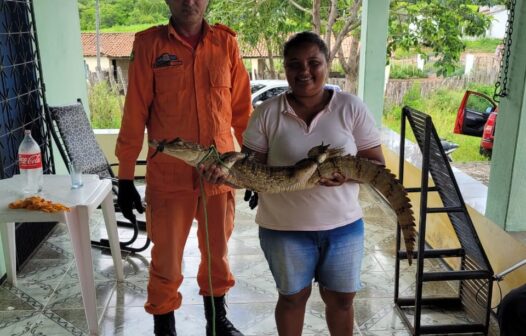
xmin=454 ymin=90 xmax=498 ymax=157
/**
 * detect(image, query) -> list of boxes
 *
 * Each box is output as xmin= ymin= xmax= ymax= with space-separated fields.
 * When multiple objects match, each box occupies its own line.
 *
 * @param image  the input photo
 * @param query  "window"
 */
xmin=0 ymin=0 xmax=51 ymax=178
xmin=250 ymin=83 xmax=265 ymax=94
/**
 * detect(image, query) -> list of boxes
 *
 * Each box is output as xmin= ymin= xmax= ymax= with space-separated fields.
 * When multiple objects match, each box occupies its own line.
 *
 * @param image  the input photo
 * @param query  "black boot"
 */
xmin=153 ymin=311 xmax=176 ymax=336
xmin=203 ymin=295 xmax=244 ymax=336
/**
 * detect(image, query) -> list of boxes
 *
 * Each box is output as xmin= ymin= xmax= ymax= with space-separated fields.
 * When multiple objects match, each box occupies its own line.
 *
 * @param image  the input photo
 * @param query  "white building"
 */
xmin=481 ymin=5 xmax=508 ymax=39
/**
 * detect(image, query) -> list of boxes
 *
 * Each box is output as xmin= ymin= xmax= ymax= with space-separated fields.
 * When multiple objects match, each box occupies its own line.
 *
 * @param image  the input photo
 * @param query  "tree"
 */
xmin=288 ymin=0 xmax=363 ymax=91
xmin=77 ymin=0 xmax=169 ymax=30
xmin=78 ymin=0 xmax=96 ymax=30
xmin=128 ymin=0 xmax=170 ymax=25
xmin=78 ymin=0 xmax=496 ymax=87
xmin=389 ymin=1 xmax=491 ymax=77
xmin=288 ymin=0 xmax=492 ymax=89
xmin=207 ymin=0 xmax=310 ymax=79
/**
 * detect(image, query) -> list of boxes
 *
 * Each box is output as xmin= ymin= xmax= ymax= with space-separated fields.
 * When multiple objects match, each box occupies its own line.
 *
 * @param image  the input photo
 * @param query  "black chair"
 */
xmin=395 ymin=106 xmax=494 ymax=335
xmin=45 ymin=99 xmax=150 ymax=254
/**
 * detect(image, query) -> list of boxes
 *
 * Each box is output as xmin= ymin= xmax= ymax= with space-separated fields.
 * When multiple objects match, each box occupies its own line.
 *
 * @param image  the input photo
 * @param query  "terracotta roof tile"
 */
xmin=81 ymin=32 xmax=135 ymax=58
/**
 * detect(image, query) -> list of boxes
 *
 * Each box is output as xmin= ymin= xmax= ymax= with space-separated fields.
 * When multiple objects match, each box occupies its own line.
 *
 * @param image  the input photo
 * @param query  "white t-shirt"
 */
xmin=242 ymin=90 xmax=381 ymax=231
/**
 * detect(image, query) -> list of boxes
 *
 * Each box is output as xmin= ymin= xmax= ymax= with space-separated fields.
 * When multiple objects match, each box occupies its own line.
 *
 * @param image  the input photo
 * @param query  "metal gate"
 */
xmin=0 ymin=0 xmax=55 ymax=272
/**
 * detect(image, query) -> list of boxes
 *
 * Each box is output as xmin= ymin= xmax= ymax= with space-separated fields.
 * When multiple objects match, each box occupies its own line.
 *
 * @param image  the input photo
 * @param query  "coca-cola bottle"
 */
xmin=18 ymin=129 xmax=43 ymax=194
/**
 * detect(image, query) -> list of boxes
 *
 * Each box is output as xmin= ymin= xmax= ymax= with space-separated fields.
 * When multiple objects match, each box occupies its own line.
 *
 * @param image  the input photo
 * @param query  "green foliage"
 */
xmin=207 ymin=0 xmax=309 ymax=63
xmin=330 ymin=61 xmax=345 ymax=77
xmin=466 ymin=83 xmax=494 ymax=97
xmin=78 ymin=0 xmax=170 ymax=31
xmin=383 ymin=83 xmax=489 ymax=162
xmin=88 ymin=81 xmax=122 ymax=129
xmin=389 ymin=0 xmax=491 ymax=77
xmin=389 ymin=65 xmax=428 ymax=79
xmin=421 ymin=58 xmax=464 ymax=78
xmin=273 ymin=59 xmax=285 ymax=73
xmin=446 ymin=65 xmax=466 ymax=78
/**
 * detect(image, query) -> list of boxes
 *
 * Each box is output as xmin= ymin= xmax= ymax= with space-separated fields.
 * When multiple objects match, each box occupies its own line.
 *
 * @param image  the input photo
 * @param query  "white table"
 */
xmin=0 ymin=174 xmax=124 ymax=336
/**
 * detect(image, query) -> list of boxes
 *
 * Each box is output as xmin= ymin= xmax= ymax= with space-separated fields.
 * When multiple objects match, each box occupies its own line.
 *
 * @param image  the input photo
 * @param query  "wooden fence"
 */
xmin=385 ymin=68 xmax=498 ymax=105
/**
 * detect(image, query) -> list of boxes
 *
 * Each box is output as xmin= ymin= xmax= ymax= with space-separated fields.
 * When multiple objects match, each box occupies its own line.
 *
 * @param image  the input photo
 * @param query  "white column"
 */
xmin=358 ymin=0 xmax=390 ymax=125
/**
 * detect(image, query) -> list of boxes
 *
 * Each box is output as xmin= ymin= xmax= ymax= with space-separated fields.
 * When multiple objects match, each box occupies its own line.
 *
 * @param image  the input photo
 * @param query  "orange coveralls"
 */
xmin=115 ymin=21 xmax=252 ymax=315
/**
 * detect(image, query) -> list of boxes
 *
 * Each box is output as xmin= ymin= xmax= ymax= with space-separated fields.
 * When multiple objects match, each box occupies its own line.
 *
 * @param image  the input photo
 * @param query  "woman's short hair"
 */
xmin=283 ymin=31 xmax=329 ymax=61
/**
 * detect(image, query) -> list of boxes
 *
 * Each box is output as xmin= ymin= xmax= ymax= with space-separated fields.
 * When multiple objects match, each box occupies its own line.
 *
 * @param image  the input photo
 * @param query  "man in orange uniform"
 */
xmin=115 ymin=1 xmax=251 ymax=335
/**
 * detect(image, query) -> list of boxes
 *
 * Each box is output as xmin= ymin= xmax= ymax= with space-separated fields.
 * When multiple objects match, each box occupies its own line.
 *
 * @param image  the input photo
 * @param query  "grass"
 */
xmin=89 ymin=81 xmax=123 ymax=129
xmin=383 ymin=83 xmax=491 ymax=162
xmin=389 ymin=64 xmax=428 ymax=79
xmin=463 ymin=38 xmax=501 ymax=53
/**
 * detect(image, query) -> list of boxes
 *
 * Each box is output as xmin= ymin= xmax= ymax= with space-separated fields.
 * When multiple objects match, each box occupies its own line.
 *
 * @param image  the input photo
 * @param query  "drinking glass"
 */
xmin=69 ymin=161 xmax=83 ymax=189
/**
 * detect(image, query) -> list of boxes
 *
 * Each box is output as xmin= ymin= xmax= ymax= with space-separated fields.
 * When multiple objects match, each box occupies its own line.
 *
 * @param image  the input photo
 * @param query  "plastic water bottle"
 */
xmin=18 ymin=129 xmax=43 ymax=194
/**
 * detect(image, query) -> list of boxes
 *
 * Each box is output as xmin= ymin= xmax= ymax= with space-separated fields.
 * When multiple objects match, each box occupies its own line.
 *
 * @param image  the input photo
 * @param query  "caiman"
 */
xmin=149 ymin=138 xmax=416 ymax=264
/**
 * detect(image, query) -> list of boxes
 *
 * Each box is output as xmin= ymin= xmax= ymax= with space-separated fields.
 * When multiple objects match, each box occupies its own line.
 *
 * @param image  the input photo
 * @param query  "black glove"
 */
xmin=244 ymin=189 xmax=259 ymax=210
xmin=117 ymin=179 xmax=144 ymax=222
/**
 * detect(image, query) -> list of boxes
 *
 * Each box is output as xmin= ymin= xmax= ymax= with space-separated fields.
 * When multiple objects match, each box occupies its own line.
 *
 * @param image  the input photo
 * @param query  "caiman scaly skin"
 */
xmin=149 ymin=138 xmax=416 ymax=264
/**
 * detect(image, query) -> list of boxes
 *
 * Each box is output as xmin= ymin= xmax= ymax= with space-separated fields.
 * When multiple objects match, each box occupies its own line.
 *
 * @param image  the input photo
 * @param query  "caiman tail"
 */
xmin=314 ymin=155 xmax=415 ymax=264
xmin=149 ymin=138 xmax=416 ymax=265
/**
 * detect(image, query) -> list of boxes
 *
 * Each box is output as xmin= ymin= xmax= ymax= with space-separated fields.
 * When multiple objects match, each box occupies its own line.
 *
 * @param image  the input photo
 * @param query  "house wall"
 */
xmin=33 ymin=0 xmax=88 ymax=176
xmin=33 ymin=0 xmax=89 ymax=109
xmin=84 ymin=57 xmax=129 ymax=86
xmin=85 ymin=56 xmax=112 ymax=73
xmin=94 ymin=129 xmax=148 ymax=177
xmin=486 ymin=9 xmax=508 ymax=39
xmin=115 ymin=59 xmax=130 ymax=85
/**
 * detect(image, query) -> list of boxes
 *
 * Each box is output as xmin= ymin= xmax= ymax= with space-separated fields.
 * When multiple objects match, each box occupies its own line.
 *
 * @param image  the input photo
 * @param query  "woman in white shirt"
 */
xmin=203 ymin=31 xmax=385 ymax=336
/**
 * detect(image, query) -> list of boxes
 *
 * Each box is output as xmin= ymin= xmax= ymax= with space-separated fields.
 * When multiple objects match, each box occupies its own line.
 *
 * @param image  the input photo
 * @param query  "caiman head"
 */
xmin=306 ymin=143 xmax=345 ymax=163
xmin=148 ymin=138 xmax=214 ymax=167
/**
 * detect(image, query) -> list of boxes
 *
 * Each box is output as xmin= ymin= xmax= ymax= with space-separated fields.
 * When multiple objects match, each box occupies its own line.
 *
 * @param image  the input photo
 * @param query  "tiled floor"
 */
xmin=0 ymin=187 xmax=500 ymax=335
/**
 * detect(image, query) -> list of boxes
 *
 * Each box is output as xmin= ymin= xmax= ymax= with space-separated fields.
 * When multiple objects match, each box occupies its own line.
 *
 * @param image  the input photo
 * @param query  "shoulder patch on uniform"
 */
xmin=213 ymin=23 xmax=237 ymax=36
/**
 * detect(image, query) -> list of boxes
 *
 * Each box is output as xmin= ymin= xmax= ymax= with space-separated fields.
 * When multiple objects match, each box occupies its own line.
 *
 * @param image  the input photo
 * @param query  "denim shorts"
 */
xmin=259 ymin=219 xmax=364 ymax=295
